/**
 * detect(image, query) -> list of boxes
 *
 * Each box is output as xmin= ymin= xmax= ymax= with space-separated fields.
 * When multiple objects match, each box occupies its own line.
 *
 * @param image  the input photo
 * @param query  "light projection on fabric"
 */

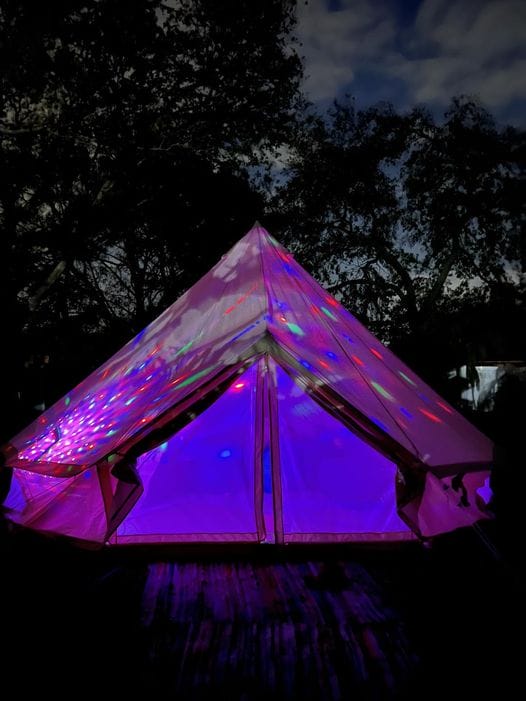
xmin=2 ymin=224 xmax=493 ymax=545
xmin=116 ymin=363 xmax=259 ymax=542
xmin=273 ymin=363 xmax=410 ymax=539
xmin=261 ymin=230 xmax=492 ymax=468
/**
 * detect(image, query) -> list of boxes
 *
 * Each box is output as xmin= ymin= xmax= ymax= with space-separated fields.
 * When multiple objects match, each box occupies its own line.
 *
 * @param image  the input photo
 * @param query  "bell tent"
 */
xmin=1 ymin=225 xmax=492 ymax=545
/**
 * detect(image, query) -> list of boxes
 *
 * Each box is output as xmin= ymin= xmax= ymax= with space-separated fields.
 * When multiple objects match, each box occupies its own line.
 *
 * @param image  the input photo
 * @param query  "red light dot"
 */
xmin=419 ymin=408 xmax=442 ymax=423
xmin=370 ymin=348 xmax=383 ymax=359
xmin=326 ymin=296 xmax=338 ymax=307
xmin=436 ymin=401 xmax=453 ymax=415
xmin=351 ymin=355 xmax=365 ymax=367
xmin=319 ymin=360 xmax=329 ymax=369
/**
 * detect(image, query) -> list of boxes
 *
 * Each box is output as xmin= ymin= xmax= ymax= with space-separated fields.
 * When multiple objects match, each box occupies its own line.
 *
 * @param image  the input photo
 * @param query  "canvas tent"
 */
xmin=1 ymin=225 xmax=493 ymax=545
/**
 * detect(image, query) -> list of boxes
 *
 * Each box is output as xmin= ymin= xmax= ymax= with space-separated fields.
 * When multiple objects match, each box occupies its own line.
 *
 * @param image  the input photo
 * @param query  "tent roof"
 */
xmin=4 ymin=224 xmax=493 ymax=477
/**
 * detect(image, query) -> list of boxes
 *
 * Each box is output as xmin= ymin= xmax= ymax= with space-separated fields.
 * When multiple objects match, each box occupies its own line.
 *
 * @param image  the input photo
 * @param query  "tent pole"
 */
xmin=266 ymin=356 xmax=284 ymax=545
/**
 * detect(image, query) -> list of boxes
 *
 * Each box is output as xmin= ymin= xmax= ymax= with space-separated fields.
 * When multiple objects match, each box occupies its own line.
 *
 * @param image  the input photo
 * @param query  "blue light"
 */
xmin=400 ymin=407 xmax=413 ymax=419
xmin=219 ymin=449 xmax=232 ymax=459
xmin=300 ymin=359 xmax=312 ymax=370
xmin=370 ymin=417 xmax=389 ymax=432
xmin=326 ymin=351 xmax=337 ymax=359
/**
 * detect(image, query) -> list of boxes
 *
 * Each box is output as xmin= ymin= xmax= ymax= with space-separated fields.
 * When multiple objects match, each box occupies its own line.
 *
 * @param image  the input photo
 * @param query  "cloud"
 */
xmin=297 ymin=0 xmax=396 ymax=101
xmin=297 ymin=0 xmax=526 ymax=123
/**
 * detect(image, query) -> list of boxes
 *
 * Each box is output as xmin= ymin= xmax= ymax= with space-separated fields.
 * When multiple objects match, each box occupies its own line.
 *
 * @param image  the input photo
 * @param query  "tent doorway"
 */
xmin=115 ymin=357 xmax=410 ymax=544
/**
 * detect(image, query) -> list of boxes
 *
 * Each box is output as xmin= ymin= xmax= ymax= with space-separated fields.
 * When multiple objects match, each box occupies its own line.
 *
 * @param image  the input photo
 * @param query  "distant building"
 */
xmin=456 ymin=361 xmax=526 ymax=411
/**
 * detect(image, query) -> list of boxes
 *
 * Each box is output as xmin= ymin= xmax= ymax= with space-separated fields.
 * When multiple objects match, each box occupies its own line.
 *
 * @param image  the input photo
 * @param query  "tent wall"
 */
xmin=4 ymin=467 xmax=108 ymax=542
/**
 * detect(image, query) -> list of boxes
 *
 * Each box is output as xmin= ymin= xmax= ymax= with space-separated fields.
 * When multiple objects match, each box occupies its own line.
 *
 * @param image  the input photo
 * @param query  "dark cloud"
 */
xmin=298 ymin=0 xmax=526 ymax=124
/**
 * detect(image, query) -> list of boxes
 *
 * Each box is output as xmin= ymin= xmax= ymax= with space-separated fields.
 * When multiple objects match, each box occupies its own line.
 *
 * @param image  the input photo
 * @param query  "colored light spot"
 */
xmin=437 ymin=401 xmax=453 ymax=415
xmin=230 ymin=323 xmax=257 ymax=342
xmin=419 ymin=408 xmax=442 ymax=423
xmin=125 ymin=397 xmax=136 ymax=406
xmin=342 ymin=333 xmax=354 ymax=344
xmin=321 ymin=306 xmax=337 ymax=321
xmin=177 ymin=367 xmax=212 ymax=389
xmin=83 ymin=471 xmax=92 ymax=480
xmin=326 ymin=296 xmax=338 ymax=307
xmin=400 ymin=407 xmax=413 ymax=419
xmin=224 ymin=282 xmax=258 ymax=314
xmin=477 ymin=477 xmax=492 ymax=504
xmin=64 ymin=396 xmax=71 ymax=406
xmin=283 ymin=263 xmax=295 ymax=275
xmin=219 ymin=449 xmax=232 ymax=459
xmin=160 ymin=441 xmax=168 ymax=452
xmin=300 ymin=360 xmax=312 ymax=370
xmin=319 ymin=360 xmax=330 ymax=369
xmin=132 ymin=328 xmax=146 ymax=347
xmin=233 ymin=382 xmax=245 ymax=390
xmin=370 ymin=348 xmax=383 ymax=360
xmin=326 ymin=351 xmax=337 ymax=360
xmin=351 ymin=355 xmax=365 ymax=367
xmin=286 ymin=322 xmax=305 ymax=336
xmin=170 ymin=372 xmax=190 ymax=387
xmin=174 ymin=339 xmax=194 ymax=357
xmin=399 ymin=371 xmax=417 ymax=387
xmin=107 ymin=454 xmax=118 ymax=463
xmin=371 ymin=381 xmax=394 ymax=401
xmin=371 ymin=417 xmax=389 ymax=432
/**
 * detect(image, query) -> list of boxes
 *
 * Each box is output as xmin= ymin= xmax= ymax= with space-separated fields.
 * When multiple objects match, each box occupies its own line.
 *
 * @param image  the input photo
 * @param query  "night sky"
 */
xmin=297 ymin=0 xmax=526 ymax=125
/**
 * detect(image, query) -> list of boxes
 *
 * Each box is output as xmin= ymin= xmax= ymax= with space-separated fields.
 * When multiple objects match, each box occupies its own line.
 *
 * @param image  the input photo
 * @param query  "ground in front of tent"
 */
xmin=1 ymin=523 xmax=520 ymax=700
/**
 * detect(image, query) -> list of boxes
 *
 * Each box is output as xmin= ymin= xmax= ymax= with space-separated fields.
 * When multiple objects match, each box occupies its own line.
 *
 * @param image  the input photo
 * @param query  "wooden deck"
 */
xmin=1 ymin=528 xmax=521 ymax=700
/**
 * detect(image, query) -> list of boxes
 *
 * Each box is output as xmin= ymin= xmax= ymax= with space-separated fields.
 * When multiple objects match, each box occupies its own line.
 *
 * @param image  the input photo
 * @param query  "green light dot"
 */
xmin=321 ymin=307 xmax=338 ymax=321
xmin=286 ymin=322 xmax=305 ymax=336
xmin=174 ymin=339 xmax=194 ymax=357
xmin=107 ymin=453 xmax=118 ymax=463
xmin=399 ymin=371 xmax=417 ymax=387
xmin=65 ymin=396 xmax=71 ymax=406
xmin=177 ymin=367 xmax=212 ymax=389
xmin=371 ymin=381 xmax=394 ymax=401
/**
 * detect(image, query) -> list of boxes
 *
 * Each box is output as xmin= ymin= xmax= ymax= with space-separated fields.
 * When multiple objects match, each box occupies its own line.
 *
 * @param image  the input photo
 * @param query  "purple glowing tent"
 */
xmin=1 ymin=225 xmax=493 ymax=545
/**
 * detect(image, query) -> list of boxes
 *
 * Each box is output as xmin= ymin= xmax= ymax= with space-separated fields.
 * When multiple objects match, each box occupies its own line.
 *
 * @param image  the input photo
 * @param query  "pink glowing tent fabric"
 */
xmin=1 ymin=225 xmax=493 ymax=545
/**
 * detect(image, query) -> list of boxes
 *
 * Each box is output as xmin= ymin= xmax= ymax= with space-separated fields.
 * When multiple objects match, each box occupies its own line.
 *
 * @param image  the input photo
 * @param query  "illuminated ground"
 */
xmin=1 ymin=525 xmax=520 ymax=700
